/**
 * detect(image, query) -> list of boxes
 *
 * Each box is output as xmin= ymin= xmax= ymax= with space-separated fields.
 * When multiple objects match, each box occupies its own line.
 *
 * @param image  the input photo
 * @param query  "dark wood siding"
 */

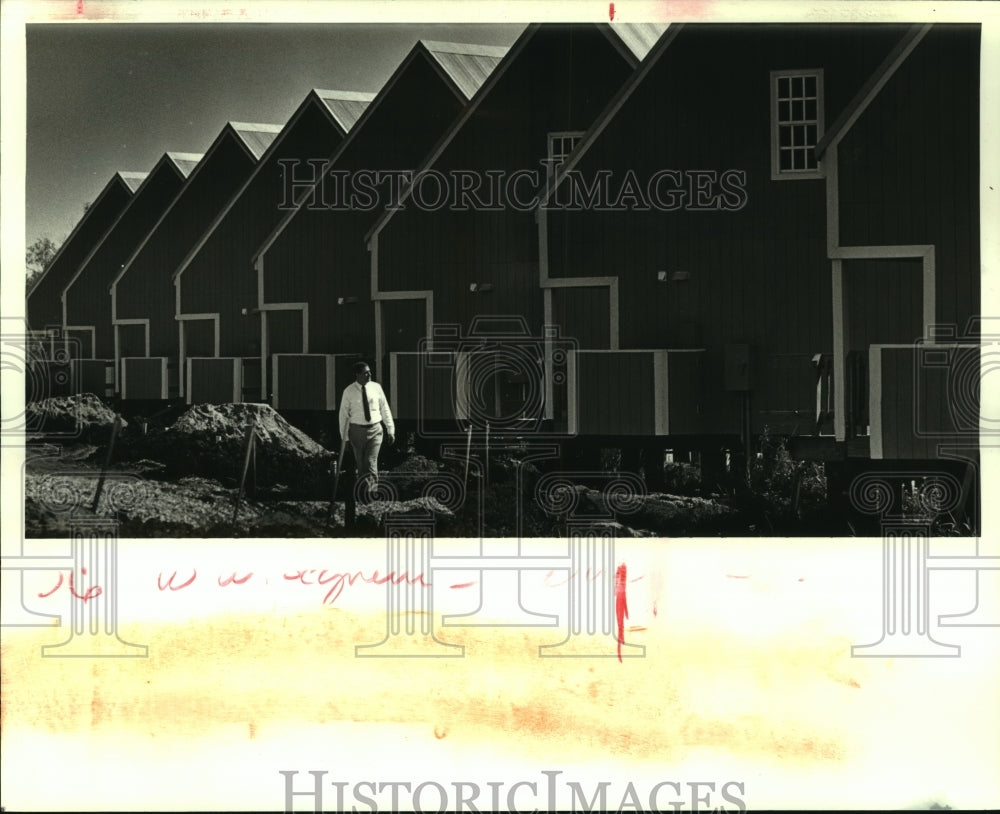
xmin=839 ymin=25 xmax=980 ymax=335
xmin=122 ymin=357 xmax=167 ymax=400
xmin=72 ymin=359 xmax=113 ymax=397
xmin=65 ymin=329 xmax=93 ymax=360
xmin=577 ymin=352 xmax=655 ymax=436
xmin=27 ymin=176 xmax=132 ymax=334
xmin=262 ymin=52 xmax=467 ymax=362
xmin=379 ymin=25 xmax=635 ymax=345
xmin=183 ymin=320 xmax=215 ymax=357
xmin=179 ymin=99 xmax=347 ymax=358
xmin=118 ymin=322 xmax=146 ymax=357
xmin=266 ymin=309 xmax=303 ymax=356
xmin=845 ymin=258 xmax=924 ymax=352
xmin=117 ymin=131 xmax=258 ymax=359
xmin=551 ymin=287 xmax=610 ymax=349
xmin=64 ymin=161 xmax=186 ymax=359
xmin=187 ymin=358 xmax=238 ymax=404
xmin=381 ymin=299 xmax=427 ymax=377
xmin=548 ymin=24 xmax=934 ymax=437
xmin=871 ymin=345 xmax=978 ymax=460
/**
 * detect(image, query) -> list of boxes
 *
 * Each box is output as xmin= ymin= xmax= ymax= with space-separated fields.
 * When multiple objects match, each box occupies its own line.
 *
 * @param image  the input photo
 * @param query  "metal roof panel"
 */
xmin=609 ymin=22 xmax=671 ymax=62
xmin=117 ymin=172 xmax=148 ymax=192
xmin=166 ymin=152 xmax=204 ymax=177
xmin=423 ymin=42 xmax=508 ymax=100
xmin=230 ymin=122 xmax=284 ymax=160
xmin=313 ymin=89 xmax=376 ymax=132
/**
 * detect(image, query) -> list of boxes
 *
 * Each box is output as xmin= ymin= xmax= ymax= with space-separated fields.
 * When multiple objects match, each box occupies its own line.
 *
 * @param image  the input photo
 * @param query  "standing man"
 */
xmin=339 ymin=361 xmax=395 ymax=499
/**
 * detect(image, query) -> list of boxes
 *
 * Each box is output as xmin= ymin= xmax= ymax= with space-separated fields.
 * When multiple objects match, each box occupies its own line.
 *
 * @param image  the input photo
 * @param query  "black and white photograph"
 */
xmin=2 ymin=1 xmax=998 ymax=811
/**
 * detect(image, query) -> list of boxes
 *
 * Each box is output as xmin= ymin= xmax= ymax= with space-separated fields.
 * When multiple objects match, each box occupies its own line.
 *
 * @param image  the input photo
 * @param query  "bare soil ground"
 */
xmin=21 ymin=395 xmax=818 ymax=538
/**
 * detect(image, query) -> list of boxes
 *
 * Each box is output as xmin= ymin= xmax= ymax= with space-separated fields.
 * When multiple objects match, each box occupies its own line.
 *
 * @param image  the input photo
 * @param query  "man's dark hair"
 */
xmin=354 ymin=361 xmax=371 ymax=375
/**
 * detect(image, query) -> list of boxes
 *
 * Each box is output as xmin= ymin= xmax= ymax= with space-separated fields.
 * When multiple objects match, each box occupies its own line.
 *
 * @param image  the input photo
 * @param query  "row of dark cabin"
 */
xmin=26 ymin=22 xmax=981 ymax=463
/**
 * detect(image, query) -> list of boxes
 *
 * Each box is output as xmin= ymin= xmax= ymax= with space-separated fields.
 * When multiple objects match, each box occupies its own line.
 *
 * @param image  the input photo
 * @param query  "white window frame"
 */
xmin=770 ymin=69 xmax=825 ymax=181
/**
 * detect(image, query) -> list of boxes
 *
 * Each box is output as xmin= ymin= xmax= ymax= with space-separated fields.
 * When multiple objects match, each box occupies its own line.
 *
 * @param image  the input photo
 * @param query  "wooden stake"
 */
xmin=232 ymin=412 xmax=257 ymax=528
xmin=91 ymin=415 xmax=122 ymax=513
xmin=327 ymin=438 xmax=348 ymax=524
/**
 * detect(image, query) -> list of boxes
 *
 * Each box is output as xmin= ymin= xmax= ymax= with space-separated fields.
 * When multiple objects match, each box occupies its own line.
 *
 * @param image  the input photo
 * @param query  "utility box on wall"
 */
xmin=724 ymin=343 xmax=752 ymax=391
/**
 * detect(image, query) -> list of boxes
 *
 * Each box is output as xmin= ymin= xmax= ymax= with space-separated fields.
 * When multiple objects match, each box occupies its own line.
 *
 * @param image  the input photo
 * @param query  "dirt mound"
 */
xmin=124 ymin=403 xmax=334 ymax=495
xmin=25 ymin=394 xmax=126 ymax=441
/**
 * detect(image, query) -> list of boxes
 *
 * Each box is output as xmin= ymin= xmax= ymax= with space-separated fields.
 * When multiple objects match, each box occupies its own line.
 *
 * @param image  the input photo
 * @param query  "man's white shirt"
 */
xmin=339 ymin=380 xmax=395 ymax=440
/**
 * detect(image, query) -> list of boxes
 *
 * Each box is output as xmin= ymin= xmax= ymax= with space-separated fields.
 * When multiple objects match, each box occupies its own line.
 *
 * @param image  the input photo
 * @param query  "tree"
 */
xmin=25 ymin=236 xmax=59 ymax=290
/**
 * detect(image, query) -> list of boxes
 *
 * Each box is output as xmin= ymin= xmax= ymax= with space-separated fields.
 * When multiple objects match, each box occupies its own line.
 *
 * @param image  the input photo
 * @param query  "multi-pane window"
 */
xmin=771 ymin=70 xmax=824 ymax=179
xmin=547 ymin=131 xmax=584 ymax=166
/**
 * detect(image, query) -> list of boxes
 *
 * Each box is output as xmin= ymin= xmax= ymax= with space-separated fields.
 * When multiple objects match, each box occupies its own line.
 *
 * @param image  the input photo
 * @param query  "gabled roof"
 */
xmin=366 ymin=22 xmax=636 ymax=245
xmin=254 ymin=39 xmax=508 ymax=264
xmin=166 ymin=152 xmax=204 ymax=178
xmin=64 ymin=151 xmax=196 ymax=301
xmin=421 ymin=40 xmax=509 ymax=100
xmin=27 ymin=171 xmax=138 ymax=299
xmin=171 ymin=87 xmax=372 ymax=284
xmin=608 ymin=22 xmax=670 ymax=62
xmin=111 ymin=121 xmax=282 ymax=296
xmin=230 ymin=122 xmax=284 ymax=160
xmin=313 ymin=89 xmax=376 ymax=133
xmin=117 ymin=171 xmax=148 ymax=192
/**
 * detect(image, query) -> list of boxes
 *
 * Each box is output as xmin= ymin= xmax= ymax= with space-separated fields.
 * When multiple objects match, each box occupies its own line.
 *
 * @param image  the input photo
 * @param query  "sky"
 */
xmin=24 ymin=19 xmax=525 ymax=249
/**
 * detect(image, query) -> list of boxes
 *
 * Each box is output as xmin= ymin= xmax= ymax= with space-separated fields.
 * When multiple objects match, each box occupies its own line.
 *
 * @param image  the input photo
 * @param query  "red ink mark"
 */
xmin=218 ymin=571 xmax=253 ymax=586
xmin=615 ymin=563 xmax=628 ymax=663
xmin=77 ymin=0 xmax=84 ymax=15
xmin=449 ymin=581 xmax=476 ymax=590
xmin=39 ymin=571 xmax=101 ymax=601
xmin=285 ymin=568 xmax=429 ymax=605
xmin=38 ymin=573 xmax=64 ymax=598
xmin=157 ymin=570 xmax=197 ymax=591
xmin=652 ymin=600 xmax=658 ymax=618
xmin=68 ymin=572 xmax=102 ymax=602
xmin=609 ymin=2 xmax=615 ymax=21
